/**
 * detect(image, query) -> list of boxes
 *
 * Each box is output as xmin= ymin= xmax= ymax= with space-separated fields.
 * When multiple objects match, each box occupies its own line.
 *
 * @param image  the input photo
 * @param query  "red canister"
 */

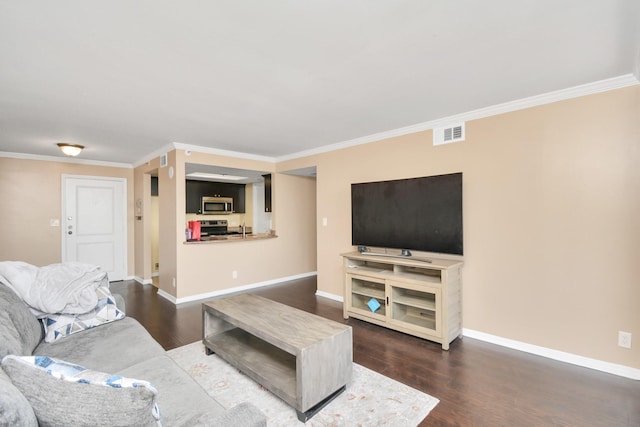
xmin=188 ymin=221 xmax=201 ymax=241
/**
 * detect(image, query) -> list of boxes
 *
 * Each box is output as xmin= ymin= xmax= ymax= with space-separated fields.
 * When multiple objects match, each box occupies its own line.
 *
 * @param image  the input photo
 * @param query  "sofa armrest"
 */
xmin=112 ymin=293 xmax=126 ymax=313
xmin=204 ymin=402 xmax=266 ymax=427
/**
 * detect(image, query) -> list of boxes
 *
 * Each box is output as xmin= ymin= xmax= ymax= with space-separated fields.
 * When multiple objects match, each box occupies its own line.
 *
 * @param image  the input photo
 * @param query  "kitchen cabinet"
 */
xmin=151 ymin=176 xmax=158 ymax=196
xmin=228 ymin=183 xmax=245 ymax=213
xmin=262 ymin=174 xmax=272 ymax=213
xmin=185 ymin=180 xmax=205 ymax=213
xmin=186 ymin=180 xmax=246 ymax=214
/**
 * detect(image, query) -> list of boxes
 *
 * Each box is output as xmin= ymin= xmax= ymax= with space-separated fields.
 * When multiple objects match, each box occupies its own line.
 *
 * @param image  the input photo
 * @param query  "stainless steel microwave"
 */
xmin=201 ymin=196 xmax=233 ymax=214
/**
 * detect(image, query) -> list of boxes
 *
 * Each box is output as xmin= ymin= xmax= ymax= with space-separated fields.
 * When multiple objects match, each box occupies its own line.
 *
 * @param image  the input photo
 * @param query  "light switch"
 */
xmin=50 ymin=219 xmax=60 ymax=227
xmin=322 ymin=217 xmax=328 ymax=227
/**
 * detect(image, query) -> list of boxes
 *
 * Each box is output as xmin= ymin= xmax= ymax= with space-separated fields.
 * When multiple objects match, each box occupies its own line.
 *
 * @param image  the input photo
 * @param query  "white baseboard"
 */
xmin=158 ymin=280 xmax=639 ymax=380
xmin=463 ymin=328 xmax=640 ymax=380
xmin=157 ymin=272 xmax=318 ymax=305
xmin=310 ymin=292 xmax=639 ymax=380
xmin=133 ymin=276 xmax=153 ymax=285
xmin=157 ymin=289 xmax=177 ymax=304
xmin=315 ymin=290 xmax=343 ymax=303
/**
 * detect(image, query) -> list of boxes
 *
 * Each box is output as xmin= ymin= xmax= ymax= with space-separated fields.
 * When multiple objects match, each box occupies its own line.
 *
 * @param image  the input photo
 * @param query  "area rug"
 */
xmin=167 ymin=341 xmax=438 ymax=426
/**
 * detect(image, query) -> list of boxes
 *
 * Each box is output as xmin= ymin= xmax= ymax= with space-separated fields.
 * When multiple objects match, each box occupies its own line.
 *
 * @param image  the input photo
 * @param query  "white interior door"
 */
xmin=62 ymin=175 xmax=127 ymax=281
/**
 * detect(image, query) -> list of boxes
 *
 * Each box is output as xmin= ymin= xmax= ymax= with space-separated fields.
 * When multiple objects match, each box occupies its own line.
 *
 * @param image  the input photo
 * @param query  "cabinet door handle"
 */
xmin=386 ymin=296 xmax=389 ymax=305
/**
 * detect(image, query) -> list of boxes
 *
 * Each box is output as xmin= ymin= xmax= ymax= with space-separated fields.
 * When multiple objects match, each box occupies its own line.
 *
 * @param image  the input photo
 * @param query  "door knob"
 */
xmin=68 ymin=231 xmax=73 ymax=235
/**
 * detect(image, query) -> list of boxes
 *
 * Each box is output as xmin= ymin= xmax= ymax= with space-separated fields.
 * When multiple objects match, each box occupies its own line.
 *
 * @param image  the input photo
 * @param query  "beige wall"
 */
xmin=150 ymin=196 xmax=159 ymax=274
xmin=134 ymin=149 xmax=317 ymax=299
xmin=0 ymin=157 xmax=135 ymax=272
xmin=134 ymin=159 xmax=159 ymax=282
xmin=281 ymin=85 xmax=640 ymax=370
xmin=160 ymin=149 xmax=181 ymax=297
xmin=178 ymin=173 xmax=316 ymax=298
xmin=2 ymin=85 xmax=636 ymax=371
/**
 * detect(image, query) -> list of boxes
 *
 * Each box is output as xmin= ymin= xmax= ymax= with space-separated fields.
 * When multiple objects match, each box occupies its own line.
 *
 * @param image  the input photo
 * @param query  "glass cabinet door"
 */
xmin=347 ymin=274 xmax=386 ymax=320
xmin=389 ymin=282 xmax=441 ymax=336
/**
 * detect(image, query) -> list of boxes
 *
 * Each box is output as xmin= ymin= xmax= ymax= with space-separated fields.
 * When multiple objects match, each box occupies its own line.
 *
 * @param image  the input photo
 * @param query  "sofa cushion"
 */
xmin=2 ymin=355 xmax=160 ymax=427
xmin=0 ymin=284 xmax=42 ymax=358
xmin=0 ymin=368 xmax=38 ymax=427
xmin=117 ymin=354 xmax=227 ymax=426
xmin=34 ymin=317 xmax=165 ymax=373
xmin=42 ymin=286 xmax=125 ymax=342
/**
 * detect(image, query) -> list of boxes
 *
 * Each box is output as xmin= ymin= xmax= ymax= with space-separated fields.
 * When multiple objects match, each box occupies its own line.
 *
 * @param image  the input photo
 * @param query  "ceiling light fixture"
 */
xmin=57 ymin=143 xmax=84 ymax=157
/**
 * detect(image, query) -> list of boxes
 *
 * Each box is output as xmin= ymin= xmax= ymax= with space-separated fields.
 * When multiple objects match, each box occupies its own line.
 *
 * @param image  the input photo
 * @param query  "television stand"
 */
xmin=342 ymin=251 xmax=463 ymax=350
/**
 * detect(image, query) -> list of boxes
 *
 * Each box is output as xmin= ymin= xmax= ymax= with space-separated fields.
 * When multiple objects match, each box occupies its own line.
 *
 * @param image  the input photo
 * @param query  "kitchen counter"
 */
xmin=184 ymin=232 xmax=277 ymax=244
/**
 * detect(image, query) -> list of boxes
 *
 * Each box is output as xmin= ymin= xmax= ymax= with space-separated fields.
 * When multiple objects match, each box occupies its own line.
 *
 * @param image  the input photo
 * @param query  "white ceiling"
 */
xmin=1 ymin=1 xmax=639 ymax=165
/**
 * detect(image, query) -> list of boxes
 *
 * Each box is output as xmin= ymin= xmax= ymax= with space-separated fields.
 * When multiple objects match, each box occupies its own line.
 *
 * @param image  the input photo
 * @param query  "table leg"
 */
xmin=296 ymin=385 xmax=346 ymax=422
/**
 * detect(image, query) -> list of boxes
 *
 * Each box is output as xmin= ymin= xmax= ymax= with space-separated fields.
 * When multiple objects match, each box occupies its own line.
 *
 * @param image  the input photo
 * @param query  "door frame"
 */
xmin=61 ymin=174 xmax=128 ymax=280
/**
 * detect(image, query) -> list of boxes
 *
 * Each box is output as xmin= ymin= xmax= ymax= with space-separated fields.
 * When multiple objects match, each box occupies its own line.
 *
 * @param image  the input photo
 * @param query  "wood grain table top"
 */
xmin=203 ymin=293 xmax=351 ymax=354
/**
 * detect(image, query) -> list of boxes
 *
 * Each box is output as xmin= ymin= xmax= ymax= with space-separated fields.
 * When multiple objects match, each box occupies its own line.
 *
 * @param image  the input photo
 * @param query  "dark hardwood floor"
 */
xmin=111 ymin=278 xmax=640 ymax=426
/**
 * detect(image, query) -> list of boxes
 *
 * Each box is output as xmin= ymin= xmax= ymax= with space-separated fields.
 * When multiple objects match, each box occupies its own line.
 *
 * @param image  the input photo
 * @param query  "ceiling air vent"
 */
xmin=433 ymin=122 xmax=465 ymax=146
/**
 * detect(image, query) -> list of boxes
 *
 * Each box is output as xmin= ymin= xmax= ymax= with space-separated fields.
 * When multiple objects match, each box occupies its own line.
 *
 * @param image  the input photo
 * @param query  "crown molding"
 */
xmin=132 ymin=142 xmax=277 ymax=168
xmin=23 ymin=74 xmax=635 ymax=168
xmin=277 ymin=74 xmax=640 ymax=162
xmin=0 ymin=151 xmax=132 ymax=168
xmin=173 ymin=142 xmax=276 ymax=163
xmin=131 ymin=143 xmax=176 ymax=168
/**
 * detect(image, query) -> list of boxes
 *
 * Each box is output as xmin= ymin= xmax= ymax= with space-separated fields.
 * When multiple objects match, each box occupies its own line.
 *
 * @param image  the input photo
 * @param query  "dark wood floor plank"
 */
xmin=110 ymin=278 xmax=640 ymax=427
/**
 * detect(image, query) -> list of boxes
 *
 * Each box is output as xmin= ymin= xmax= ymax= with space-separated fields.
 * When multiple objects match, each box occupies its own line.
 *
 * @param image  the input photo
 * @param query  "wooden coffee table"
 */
xmin=202 ymin=293 xmax=353 ymax=422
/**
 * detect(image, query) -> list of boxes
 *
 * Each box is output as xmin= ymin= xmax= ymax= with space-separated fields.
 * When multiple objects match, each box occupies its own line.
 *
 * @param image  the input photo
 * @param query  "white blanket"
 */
xmin=0 ymin=261 xmax=108 ymax=317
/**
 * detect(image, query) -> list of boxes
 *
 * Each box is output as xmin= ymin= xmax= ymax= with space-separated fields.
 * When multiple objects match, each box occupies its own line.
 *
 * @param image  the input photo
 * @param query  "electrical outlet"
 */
xmin=232 ymin=271 xmax=238 ymax=279
xmin=618 ymin=331 xmax=632 ymax=349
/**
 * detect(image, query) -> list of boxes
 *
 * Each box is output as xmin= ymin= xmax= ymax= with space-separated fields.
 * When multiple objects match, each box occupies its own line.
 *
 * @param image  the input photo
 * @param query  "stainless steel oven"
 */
xmin=199 ymin=220 xmax=228 ymax=236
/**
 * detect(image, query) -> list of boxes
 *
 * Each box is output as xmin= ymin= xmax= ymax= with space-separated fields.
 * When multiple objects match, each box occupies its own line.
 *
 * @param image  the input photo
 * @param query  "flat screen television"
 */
xmin=351 ymin=172 xmax=463 ymax=256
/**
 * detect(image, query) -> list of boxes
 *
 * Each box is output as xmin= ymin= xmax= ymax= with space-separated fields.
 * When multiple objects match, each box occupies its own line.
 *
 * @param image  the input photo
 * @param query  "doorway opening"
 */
xmin=150 ymin=172 xmax=159 ymax=287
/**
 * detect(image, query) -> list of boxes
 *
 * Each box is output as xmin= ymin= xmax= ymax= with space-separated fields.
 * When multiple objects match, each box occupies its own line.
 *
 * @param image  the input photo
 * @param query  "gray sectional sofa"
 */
xmin=0 ymin=283 xmax=266 ymax=427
